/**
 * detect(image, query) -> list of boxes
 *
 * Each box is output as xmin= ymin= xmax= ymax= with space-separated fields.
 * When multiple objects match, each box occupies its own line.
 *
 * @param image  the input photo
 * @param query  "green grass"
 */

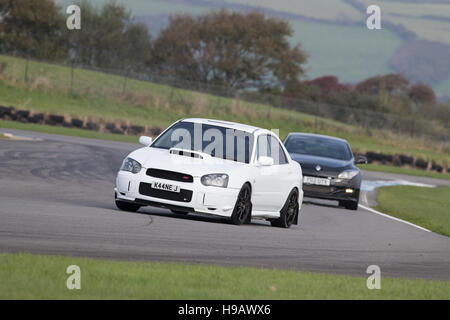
xmin=0 ymin=120 xmax=138 ymax=143
xmin=360 ymin=164 xmax=450 ymax=181
xmin=1 ymin=253 xmax=449 ymax=299
xmin=376 ymin=186 xmax=450 ymax=237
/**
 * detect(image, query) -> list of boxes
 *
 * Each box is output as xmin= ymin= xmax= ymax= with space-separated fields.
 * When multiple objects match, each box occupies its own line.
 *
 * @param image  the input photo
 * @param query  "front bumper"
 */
xmin=115 ymin=170 xmax=240 ymax=217
xmin=303 ymin=185 xmax=359 ymax=201
xmin=302 ymin=175 xmax=360 ymax=202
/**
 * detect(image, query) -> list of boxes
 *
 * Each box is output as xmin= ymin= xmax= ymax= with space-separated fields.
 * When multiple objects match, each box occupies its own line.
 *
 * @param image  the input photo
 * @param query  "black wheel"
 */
xmin=115 ymin=200 xmax=141 ymax=212
xmin=339 ymin=198 xmax=359 ymax=211
xmin=230 ymin=184 xmax=252 ymax=225
xmin=345 ymin=200 xmax=358 ymax=210
xmin=271 ymin=189 xmax=299 ymax=228
xmin=170 ymin=210 xmax=189 ymax=215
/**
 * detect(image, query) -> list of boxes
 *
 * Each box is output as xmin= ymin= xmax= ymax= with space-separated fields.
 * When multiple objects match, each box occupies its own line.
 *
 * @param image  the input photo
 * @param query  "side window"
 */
xmin=269 ymin=135 xmax=288 ymax=165
xmin=256 ymin=135 xmax=270 ymax=159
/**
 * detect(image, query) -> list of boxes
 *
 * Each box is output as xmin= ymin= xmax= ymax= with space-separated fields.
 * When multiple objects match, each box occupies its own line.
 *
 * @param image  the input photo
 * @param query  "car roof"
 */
xmin=286 ymin=132 xmax=349 ymax=144
xmin=181 ymin=118 xmax=268 ymax=134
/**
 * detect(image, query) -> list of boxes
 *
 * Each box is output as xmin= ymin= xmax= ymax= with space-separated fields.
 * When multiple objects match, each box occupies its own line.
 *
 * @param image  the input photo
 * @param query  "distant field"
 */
xmin=288 ymin=19 xmax=401 ymax=81
xmin=1 ymin=55 xmax=449 ymax=164
xmin=56 ymin=0 xmax=401 ymax=83
xmin=55 ymin=0 xmax=450 ymax=94
xmin=435 ymin=75 xmax=450 ymax=98
xmin=2 ymin=253 xmax=449 ymax=299
xmin=223 ymin=0 xmax=362 ymax=20
xmin=359 ymin=0 xmax=450 ymax=44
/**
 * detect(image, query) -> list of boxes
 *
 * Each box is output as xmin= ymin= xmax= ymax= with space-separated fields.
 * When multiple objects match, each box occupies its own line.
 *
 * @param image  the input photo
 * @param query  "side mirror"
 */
xmin=139 ymin=136 xmax=153 ymax=146
xmin=355 ymin=155 xmax=368 ymax=164
xmin=257 ymin=156 xmax=274 ymax=166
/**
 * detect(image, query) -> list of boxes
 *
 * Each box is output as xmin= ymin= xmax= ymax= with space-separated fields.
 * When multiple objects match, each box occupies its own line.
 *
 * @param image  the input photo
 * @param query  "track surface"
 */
xmin=1 ymin=130 xmax=449 ymax=280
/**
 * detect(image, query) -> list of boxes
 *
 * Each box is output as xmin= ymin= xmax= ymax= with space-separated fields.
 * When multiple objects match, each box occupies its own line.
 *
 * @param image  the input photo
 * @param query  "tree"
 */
xmin=304 ymin=76 xmax=350 ymax=99
xmin=68 ymin=0 xmax=152 ymax=71
xmin=355 ymin=74 xmax=409 ymax=96
xmin=409 ymin=83 xmax=436 ymax=104
xmin=152 ymin=9 xmax=307 ymax=90
xmin=0 ymin=0 xmax=67 ymax=60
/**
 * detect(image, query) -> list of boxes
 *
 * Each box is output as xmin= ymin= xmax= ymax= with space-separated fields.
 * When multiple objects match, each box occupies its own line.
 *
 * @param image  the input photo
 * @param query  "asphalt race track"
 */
xmin=1 ymin=129 xmax=449 ymax=280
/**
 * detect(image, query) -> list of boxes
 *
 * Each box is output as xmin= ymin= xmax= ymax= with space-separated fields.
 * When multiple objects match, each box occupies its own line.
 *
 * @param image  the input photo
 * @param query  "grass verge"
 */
xmin=0 ymin=120 xmax=138 ymax=143
xmin=360 ymin=164 xmax=450 ymax=181
xmin=0 ymin=253 xmax=449 ymax=299
xmin=375 ymin=186 xmax=450 ymax=236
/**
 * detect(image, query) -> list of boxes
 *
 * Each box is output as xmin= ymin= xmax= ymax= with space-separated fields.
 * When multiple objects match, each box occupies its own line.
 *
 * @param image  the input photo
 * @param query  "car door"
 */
xmin=252 ymin=134 xmax=289 ymax=212
xmin=268 ymin=134 xmax=293 ymax=209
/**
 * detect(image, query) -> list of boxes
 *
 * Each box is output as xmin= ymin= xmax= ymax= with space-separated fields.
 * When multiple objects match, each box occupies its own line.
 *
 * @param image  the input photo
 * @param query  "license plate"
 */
xmin=303 ymin=176 xmax=330 ymax=186
xmin=152 ymin=182 xmax=180 ymax=193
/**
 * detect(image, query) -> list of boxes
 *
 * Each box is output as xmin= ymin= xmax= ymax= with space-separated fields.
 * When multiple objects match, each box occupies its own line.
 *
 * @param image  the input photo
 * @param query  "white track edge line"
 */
xmin=358 ymin=204 xmax=431 ymax=233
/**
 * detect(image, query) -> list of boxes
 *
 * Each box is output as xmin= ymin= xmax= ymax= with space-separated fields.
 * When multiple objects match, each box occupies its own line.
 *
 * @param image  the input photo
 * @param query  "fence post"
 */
xmin=122 ymin=72 xmax=128 ymax=94
xmin=169 ymin=87 xmax=174 ymax=105
xmin=70 ymin=62 xmax=74 ymax=95
xmin=24 ymin=58 xmax=29 ymax=83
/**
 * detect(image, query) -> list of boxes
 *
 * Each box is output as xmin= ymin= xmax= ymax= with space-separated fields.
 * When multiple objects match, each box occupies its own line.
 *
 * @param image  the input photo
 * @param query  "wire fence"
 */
xmin=0 ymin=54 xmax=449 ymax=143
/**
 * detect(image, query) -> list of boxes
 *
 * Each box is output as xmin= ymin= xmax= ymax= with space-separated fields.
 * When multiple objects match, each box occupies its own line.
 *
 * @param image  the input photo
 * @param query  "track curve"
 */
xmin=0 ymin=129 xmax=449 ymax=280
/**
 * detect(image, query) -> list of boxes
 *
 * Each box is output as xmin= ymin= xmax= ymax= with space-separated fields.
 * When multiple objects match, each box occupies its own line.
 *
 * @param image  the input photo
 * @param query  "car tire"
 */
xmin=345 ymin=201 xmax=359 ymax=210
xmin=115 ymin=200 xmax=141 ymax=212
xmin=230 ymin=184 xmax=252 ymax=225
xmin=271 ymin=188 xmax=299 ymax=228
xmin=170 ymin=210 xmax=189 ymax=215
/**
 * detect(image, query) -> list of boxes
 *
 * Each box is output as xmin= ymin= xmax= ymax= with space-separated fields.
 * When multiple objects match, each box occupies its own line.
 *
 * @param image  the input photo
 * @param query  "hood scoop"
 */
xmin=169 ymin=148 xmax=207 ymax=159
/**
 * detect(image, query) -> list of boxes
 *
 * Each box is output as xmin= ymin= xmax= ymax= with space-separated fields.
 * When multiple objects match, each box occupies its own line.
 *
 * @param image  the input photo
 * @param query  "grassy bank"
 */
xmin=1 ymin=253 xmax=449 ymax=299
xmin=360 ymin=164 xmax=450 ymax=180
xmin=376 ymin=186 xmax=450 ymax=237
xmin=1 ymin=55 xmax=449 ymax=164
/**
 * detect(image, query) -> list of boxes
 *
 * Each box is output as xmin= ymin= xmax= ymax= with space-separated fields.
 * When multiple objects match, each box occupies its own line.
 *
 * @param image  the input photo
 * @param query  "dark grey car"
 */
xmin=283 ymin=133 xmax=367 ymax=210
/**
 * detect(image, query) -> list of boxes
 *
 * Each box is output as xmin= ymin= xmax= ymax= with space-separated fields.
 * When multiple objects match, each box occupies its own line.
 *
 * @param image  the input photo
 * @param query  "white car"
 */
xmin=114 ymin=118 xmax=304 ymax=228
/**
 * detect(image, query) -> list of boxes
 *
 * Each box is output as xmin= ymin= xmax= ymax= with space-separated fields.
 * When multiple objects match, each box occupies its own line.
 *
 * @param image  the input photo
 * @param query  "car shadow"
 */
xmin=131 ymin=207 xmax=271 ymax=227
xmin=302 ymin=199 xmax=345 ymax=210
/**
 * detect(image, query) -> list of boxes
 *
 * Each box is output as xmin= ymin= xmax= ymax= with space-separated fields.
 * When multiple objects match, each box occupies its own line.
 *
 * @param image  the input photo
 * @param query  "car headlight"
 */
xmin=338 ymin=170 xmax=359 ymax=180
xmin=120 ymin=158 xmax=142 ymax=174
xmin=201 ymin=174 xmax=229 ymax=188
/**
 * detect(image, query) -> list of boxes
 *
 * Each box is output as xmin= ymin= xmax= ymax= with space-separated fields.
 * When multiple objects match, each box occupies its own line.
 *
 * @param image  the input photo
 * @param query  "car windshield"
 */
xmin=284 ymin=135 xmax=352 ymax=161
xmin=152 ymin=121 xmax=254 ymax=164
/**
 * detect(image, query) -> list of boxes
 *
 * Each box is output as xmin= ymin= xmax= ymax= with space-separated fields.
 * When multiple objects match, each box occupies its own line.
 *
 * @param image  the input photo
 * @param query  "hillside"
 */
xmin=1 ymin=54 xmax=449 ymax=167
xmin=56 ymin=0 xmax=450 ymax=98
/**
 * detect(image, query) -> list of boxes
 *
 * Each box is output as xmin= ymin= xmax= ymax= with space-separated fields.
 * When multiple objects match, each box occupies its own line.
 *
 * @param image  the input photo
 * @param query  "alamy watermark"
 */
xmin=66 ymin=5 xmax=81 ymax=30
xmin=366 ymin=5 xmax=381 ymax=30
xmin=366 ymin=265 xmax=381 ymax=290
xmin=66 ymin=265 xmax=81 ymax=290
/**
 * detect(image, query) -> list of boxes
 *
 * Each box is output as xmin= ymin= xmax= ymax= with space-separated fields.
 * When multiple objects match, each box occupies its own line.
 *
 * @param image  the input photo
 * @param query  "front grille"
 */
xmin=146 ymin=168 xmax=193 ymax=183
xmin=139 ymin=182 xmax=193 ymax=202
xmin=303 ymin=185 xmax=334 ymax=194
